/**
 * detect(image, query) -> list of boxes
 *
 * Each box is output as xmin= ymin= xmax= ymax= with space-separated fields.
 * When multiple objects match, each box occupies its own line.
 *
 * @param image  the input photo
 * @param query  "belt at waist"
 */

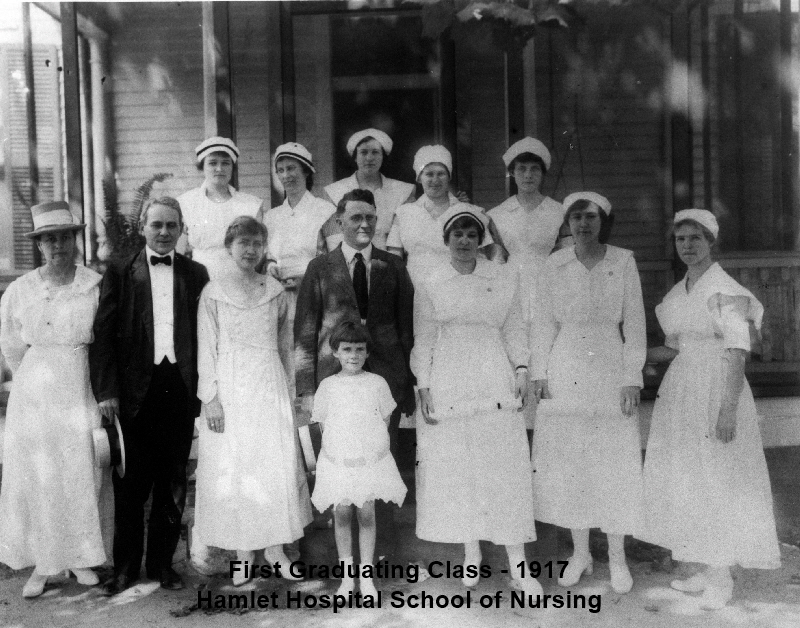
xmin=320 ymin=445 xmax=391 ymax=468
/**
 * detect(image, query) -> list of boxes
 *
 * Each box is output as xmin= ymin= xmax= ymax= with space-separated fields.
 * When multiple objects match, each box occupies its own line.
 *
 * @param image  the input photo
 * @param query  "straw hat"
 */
xmin=92 ymin=416 xmax=127 ymax=478
xmin=24 ymin=201 xmax=84 ymax=238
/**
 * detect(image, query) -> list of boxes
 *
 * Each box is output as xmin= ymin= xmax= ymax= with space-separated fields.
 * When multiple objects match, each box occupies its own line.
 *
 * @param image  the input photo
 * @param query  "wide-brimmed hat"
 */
xmin=24 ymin=201 xmax=85 ymax=238
xmin=92 ymin=415 xmax=126 ymax=478
xmin=195 ymin=136 xmax=239 ymax=164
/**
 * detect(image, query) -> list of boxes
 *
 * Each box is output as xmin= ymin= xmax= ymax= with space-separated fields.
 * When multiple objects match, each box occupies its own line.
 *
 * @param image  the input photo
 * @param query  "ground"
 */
xmin=1 ymin=446 xmax=800 ymax=628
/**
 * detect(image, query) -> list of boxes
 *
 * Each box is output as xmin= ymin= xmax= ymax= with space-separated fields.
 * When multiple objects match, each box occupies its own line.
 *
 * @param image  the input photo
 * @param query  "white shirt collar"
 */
xmin=341 ymin=241 xmax=373 ymax=265
xmin=145 ymin=245 xmax=176 ymax=265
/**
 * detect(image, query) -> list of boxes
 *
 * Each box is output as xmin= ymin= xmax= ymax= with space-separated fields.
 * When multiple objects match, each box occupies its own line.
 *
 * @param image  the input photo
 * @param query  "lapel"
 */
xmin=131 ymin=249 xmax=154 ymax=346
xmin=172 ymin=253 xmax=190 ymax=361
xmin=330 ymin=244 xmax=387 ymax=311
xmin=328 ymin=245 xmax=357 ymax=303
xmin=368 ymin=247 xmax=388 ymax=306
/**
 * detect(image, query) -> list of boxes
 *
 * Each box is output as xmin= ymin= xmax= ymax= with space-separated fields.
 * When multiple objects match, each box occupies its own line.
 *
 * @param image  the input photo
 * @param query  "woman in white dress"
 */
xmin=196 ymin=216 xmax=312 ymax=587
xmin=412 ymin=204 xmax=541 ymax=596
xmin=0 ymin=202 xmax=108 ymax=597
xmin=530 ymin=192 xmax=646 ymax=594
xmin=323 ymin=128 xmax=415 ymax=251
xmin=177 ymin=136 xmax=264 ymax=280
xmin=642 ymin=209 xmax=780 ymax=609
xmin=487 ymin=137 xmax=564 ymax=275
xmin=263 ymin=142 xmax=336 ymax=402
xmin=386 ymin=145 xmax=501 ymax=285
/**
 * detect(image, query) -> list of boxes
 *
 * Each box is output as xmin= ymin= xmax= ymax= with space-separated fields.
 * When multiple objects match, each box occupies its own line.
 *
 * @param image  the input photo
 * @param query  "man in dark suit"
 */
xmin=90 ymin=196 xmax=209 ymax=595
xmin=294 ymin=188 xmax=415 ymax=562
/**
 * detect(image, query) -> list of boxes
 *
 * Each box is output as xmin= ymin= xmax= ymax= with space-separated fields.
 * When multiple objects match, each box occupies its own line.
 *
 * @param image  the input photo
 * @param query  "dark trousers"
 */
xmin=112 ymin=360 xmax=193 ymax=579
xmin=374 ymin=406 xmax=403 ymax=562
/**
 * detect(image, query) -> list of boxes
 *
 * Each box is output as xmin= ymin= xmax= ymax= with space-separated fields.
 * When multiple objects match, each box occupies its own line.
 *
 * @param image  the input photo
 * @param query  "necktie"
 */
xmin=353 ymin=252 xmax=368 ymax=319
xmin=151 ymin=255 xmax=172 ymax=266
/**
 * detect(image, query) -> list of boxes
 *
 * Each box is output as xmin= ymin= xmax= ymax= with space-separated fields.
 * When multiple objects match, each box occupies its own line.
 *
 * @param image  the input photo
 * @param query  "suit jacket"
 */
xmin=90 ymin=249 xmax=210 ymax=425
xmin=294 ymin=245 xmax=415 ymax=414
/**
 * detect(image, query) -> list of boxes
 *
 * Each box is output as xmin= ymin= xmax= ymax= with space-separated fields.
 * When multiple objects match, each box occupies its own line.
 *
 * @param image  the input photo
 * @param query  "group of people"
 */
xmin=0 ymin=129 xmax=781 ymax=610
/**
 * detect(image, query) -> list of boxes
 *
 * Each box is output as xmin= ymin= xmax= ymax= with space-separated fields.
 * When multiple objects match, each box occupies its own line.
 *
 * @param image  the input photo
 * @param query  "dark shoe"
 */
xmin=159 ymin=567 xmax=185 ymax=591
xmin=101 ymin=574 xmax=137 ymax=597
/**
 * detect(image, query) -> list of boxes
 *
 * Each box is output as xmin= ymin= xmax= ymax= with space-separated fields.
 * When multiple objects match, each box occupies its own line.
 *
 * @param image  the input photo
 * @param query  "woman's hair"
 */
xmin=196 ymin=150 xmax=238 ymax=177
xmin=224 ymin=215 xmax=268 ymax=249
xmin=672 ymin=218 xmax=716 ymax=244
xmin=443 ymin=215 xmax=486 ymax=245
xmin=329 ymin=319 xmax=372 ymax=352
xmin=352 ymin=136 xmax=387 ymax=162
xmin=507 ymin=152 xmax=547 ymax=176
xmin=564 ymin=199 xmax=615 ymax=244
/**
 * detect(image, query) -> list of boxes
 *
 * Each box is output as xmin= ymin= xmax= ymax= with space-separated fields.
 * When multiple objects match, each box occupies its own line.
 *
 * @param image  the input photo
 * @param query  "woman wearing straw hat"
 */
xmin=0 ymin=201 xmax=110 ymax=597
xmin=529 ymin=192 xmax=647 ymax=594
xmin=386 ymin=145 xmax=503 ymax=286
xmin=322 ymin=128 xmax=415 ymax=251
xmin=412 ymin=203 xmax=540 ymax=595
xmin=177 ymin=136 xmax=264 ymax=280
xmin=642 ymin=209 xmax=780 ymax=609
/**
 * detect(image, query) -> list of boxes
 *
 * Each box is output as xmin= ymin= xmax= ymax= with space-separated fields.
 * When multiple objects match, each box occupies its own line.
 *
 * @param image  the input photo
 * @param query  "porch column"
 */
xmin=202 ymin=2 xmax=236 ymax=182
xmin=90 ymin=38 xmax=107 ymax=255
xmin=60 ymin=4 xmax=85 ymax=232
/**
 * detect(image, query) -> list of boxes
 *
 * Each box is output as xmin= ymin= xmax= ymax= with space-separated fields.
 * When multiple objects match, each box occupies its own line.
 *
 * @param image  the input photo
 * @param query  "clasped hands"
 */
xmin=418 ymin=371 xmax=529 ymax=426
xmin=532 ymin=380 xmax=641 ymax=417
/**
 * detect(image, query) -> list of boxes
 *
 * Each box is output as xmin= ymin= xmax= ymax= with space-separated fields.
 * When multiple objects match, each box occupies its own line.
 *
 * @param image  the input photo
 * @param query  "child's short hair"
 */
xmin=329 ymin=320 xmax=372 ymax=352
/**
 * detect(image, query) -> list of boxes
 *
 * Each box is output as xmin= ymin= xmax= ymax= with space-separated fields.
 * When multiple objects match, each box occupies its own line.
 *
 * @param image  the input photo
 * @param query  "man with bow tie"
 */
xmin=90 ymin=197 xmax=209 ymax=595
xmin=294 ymin=189 xmax=415 ymax=564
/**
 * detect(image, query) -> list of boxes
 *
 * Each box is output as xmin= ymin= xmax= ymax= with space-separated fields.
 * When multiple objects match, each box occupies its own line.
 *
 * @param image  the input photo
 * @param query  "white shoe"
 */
xmin=699 ymin=570 xmax=733 ymax=610
xmin=557 ymin=555 xmax=593 ymax=587
xmin=71 ymin=568 xmax=99 ymax=586
xmin=609 ymin=561 xmax=633 ymax=594
xmin=511 ymin=574 xmax=544 ymax=597
xmin=461 ymin=563 xmax=480 ymax=588
xmin=360 ymin=575 xmax=379 ymax=598
xmin=670 ymin=573 xmax=707 ymax=593
xmin=264 ymin=546 xmax=302 ymax=580
xmin=336 ymin=556 xmax=354 ymax=596
xmin=23 ymin=571 xmax=48 ymax=598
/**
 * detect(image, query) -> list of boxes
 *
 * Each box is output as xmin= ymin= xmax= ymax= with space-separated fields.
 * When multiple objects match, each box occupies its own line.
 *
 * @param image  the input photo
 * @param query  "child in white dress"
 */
xmin=311 ymin=321 xmax=407 ymax=597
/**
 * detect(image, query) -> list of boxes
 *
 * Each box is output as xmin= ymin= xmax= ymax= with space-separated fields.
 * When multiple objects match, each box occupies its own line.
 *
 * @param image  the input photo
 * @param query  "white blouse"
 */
xmin=263 ymin=191 xmax=336 ymax=280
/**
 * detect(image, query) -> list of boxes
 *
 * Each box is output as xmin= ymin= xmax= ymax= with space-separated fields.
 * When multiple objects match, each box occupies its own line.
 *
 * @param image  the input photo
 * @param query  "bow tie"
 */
xmin=150 ymin=255 xmax=172 ymax=267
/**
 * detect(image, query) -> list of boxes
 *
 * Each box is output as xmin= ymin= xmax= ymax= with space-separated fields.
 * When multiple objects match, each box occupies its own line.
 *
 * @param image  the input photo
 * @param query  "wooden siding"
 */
xmin=534 ymin=4 xmax=669 ymax=263
xmin=230 ymin=1 xmax=272 ymax=201
xmin=454 ymin=30 xmax=507 ymax=210
xmin=3 ymin=45 xmax=62 ymax=270
xmin=108 ymin=3 xmax=205 ymax=209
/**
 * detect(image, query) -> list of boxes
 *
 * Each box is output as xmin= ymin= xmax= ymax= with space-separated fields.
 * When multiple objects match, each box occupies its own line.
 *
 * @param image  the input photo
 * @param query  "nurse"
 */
xmin=530 ymin=192 xmax=646 ymax=594
xmin=177 ymin=136 xmax=264 ymax=279
xmin=263 ymin=142 xmax=336 ymax=400
xmin=323 ymin=128 xmax=415 ymax=250
xmin=386 ymin=145 xmax=502 ymax=285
